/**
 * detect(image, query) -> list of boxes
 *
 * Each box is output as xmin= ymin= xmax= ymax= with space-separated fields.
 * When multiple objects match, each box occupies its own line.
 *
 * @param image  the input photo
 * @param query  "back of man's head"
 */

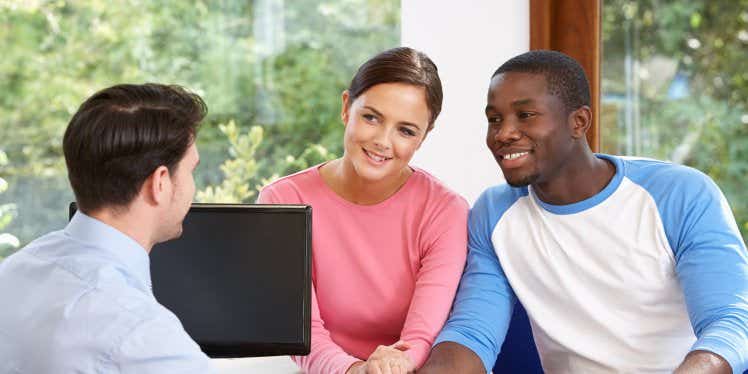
xmin=492 ymin=50 xmax=591 ymax=114
xmin=63 ymin=83 xmax=206 ymax=214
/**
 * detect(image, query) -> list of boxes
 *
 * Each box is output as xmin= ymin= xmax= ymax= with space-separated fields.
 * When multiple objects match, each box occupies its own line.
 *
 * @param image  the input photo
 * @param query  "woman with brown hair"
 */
xmin=259 ymin=47 xmax=468 ymax=374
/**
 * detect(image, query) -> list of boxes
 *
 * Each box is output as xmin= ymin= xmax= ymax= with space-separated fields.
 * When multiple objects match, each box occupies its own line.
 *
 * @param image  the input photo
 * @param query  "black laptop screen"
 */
xmin=70 ymin=203 xmax=311 ymax=358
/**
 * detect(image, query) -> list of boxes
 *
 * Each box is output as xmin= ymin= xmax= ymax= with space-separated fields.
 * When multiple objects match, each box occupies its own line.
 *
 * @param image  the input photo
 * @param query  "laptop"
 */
xmin=69 ymin=203 xmax=311 ymax=358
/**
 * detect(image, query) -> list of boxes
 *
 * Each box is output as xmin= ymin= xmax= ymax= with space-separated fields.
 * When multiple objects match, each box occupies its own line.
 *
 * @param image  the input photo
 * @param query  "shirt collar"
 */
xmin=530 ymin=153 xmax=624 ymax=215
xmin=64 ymin=211 xmax=152 ymax=293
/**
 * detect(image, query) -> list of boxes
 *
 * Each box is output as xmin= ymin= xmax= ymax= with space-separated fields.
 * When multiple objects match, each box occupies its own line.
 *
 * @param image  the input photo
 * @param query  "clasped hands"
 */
xmin=346 ymin=340 xmax=415 ymax=374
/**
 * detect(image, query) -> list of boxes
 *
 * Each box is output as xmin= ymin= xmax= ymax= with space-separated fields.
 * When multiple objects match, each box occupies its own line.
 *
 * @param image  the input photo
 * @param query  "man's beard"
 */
xmin=505 ymin=171 xmax=540 ymax=187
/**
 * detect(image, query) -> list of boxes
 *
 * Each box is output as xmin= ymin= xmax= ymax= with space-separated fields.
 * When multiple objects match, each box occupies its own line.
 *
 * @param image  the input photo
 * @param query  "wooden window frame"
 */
xmin=530 ymin=0 xmax=601 ymax=152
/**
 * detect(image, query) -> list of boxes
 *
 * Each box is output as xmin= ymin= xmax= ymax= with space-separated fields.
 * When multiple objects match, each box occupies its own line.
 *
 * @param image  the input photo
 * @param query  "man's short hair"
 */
xmin=63 ymin=83 xmax=206 ymax=214
xmin=492 ymin=50 xmax=591 ymax=114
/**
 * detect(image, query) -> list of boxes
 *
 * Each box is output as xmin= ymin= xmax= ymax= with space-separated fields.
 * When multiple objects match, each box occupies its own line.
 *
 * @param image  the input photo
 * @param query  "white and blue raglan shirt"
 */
xmin=435 ymin=154 xmax=748 ymax=373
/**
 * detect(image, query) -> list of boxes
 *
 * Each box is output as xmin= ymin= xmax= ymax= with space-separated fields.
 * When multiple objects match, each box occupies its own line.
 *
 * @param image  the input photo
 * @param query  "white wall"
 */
xmin=212 ymin=4 xmax=532 ymax=372
xmin=402 ymin=0 xmax=529 ymax=204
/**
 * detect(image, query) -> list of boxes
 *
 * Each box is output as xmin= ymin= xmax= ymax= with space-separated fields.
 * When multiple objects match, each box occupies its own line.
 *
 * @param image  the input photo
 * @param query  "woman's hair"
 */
xmin=347 ymin=47 xmax=443 ymax=130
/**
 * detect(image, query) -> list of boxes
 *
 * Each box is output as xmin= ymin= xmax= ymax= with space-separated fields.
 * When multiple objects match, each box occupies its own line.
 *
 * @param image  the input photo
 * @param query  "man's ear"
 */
xmin=144 ymin=165 xmax=172 ymax=206
xmin=568 ymin=105 xmax=592 ymax=139
xmin=340 ymin=90 xmax=351 ymax=126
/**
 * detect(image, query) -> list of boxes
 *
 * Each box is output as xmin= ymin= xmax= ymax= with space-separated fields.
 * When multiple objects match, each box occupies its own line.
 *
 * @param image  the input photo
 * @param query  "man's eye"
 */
xmin=487 ymin=116 xmax=501 ymax=124
xmin=519 ymin=112 xmax=535 ymax=119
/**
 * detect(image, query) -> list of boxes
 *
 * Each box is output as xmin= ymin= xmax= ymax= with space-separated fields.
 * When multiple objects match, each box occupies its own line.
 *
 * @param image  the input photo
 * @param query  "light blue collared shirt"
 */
xmin=0 ymin=212 xmax=212 ymax=373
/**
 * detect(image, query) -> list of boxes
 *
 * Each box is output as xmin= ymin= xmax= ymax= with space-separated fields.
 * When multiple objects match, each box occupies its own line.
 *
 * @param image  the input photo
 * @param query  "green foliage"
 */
xmin=0 ymin=0 xmax=399 ymax=252
xmin=279 ymin=144 xmax=337 ymax=177
xmin=196 ymin=121 xmax=264 ymax=204
xmin=0 ymin=150 xmax=20 ymax=260
xmin=603 ymin=0 xmax=748 ymax=107
xmin=602 ymin=0 xmax=748 ymax=238
xmin=196 ymin=120 xmax=336 ymax=204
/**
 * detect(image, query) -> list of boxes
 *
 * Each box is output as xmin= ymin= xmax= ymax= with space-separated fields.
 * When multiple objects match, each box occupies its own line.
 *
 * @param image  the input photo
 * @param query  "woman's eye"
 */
xmin=400 ymin=127 xmax=416 ymax=137
xmin=363 ymin=113 xmax=377 ymax=122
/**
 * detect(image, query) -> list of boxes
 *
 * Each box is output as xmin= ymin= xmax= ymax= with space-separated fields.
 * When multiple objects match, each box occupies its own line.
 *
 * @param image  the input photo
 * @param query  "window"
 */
xmin=0 ymin=0 xmax=400 ymax=259
xmin=531 ymin=0 xmax=747 ymax=239
xmin=601 ymin=0 xmax=748 ymax=238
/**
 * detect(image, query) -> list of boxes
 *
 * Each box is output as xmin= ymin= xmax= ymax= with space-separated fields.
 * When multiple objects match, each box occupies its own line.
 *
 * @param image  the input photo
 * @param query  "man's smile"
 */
xmin=496 ymin=148 xmax=533 ymax=169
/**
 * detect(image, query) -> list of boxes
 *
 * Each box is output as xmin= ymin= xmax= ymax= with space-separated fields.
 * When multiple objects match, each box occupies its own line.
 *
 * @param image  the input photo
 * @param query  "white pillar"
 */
xmin=402 ymin=0 xmax=529 ymax=204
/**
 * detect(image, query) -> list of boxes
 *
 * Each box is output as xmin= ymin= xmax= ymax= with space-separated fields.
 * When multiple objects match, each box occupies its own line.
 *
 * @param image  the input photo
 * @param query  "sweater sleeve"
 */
xmin=290 ymin=285 xmax=361 ymax=374
xmin=434 ymin=186 xmax=521 ymax=373
xmin=399 ymin=195 xmax=469 ymax=369
xmin=256 ymin=185 xmax=281 ymax=204
xmin=258 ymin=183 xmax=361 ymax=374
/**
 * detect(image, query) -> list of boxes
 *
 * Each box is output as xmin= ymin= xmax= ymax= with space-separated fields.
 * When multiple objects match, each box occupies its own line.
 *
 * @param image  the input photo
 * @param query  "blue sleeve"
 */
xmin=434 ymin=186 xmax=522 ymax=373
xmin=630 ymin=161 xmax=748 ymax=373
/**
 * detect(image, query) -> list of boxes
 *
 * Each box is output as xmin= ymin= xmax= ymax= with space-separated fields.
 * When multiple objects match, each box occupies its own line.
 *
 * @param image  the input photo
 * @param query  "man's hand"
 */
xmin=674 ymin=350 xmax=731 ymax=374
xmin=418 ymin=342 xmax=485 ymax=374
xmin=346 ymin=340 xmax=414 ymax=374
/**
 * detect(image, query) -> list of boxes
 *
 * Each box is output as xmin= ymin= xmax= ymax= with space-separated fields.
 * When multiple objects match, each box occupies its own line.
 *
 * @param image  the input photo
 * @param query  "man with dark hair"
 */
xmin=0 ymin=83 xmax=213 ymax=373
xmin=421 ymin=51 xmax=748 ymax=373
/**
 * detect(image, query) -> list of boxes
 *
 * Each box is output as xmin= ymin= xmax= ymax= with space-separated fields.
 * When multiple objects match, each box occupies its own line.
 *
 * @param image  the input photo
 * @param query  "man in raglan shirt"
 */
xmin=420 ymin=51 xmax=748 ymax=373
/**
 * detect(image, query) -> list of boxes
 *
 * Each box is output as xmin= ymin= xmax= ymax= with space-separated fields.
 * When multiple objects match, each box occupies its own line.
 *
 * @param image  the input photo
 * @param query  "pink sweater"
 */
xmin=258 ymin=165 xmax=468 ymax=373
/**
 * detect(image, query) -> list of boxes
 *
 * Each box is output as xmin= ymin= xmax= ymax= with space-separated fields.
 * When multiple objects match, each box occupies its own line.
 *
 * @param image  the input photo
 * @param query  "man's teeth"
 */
xmin=504 ymin=152 xmax=528 ymax=160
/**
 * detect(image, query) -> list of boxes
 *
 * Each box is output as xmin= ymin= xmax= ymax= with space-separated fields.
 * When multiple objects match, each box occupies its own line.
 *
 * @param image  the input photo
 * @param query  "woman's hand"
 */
xmin=346 ymin=340 xmax=415 ymax=374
